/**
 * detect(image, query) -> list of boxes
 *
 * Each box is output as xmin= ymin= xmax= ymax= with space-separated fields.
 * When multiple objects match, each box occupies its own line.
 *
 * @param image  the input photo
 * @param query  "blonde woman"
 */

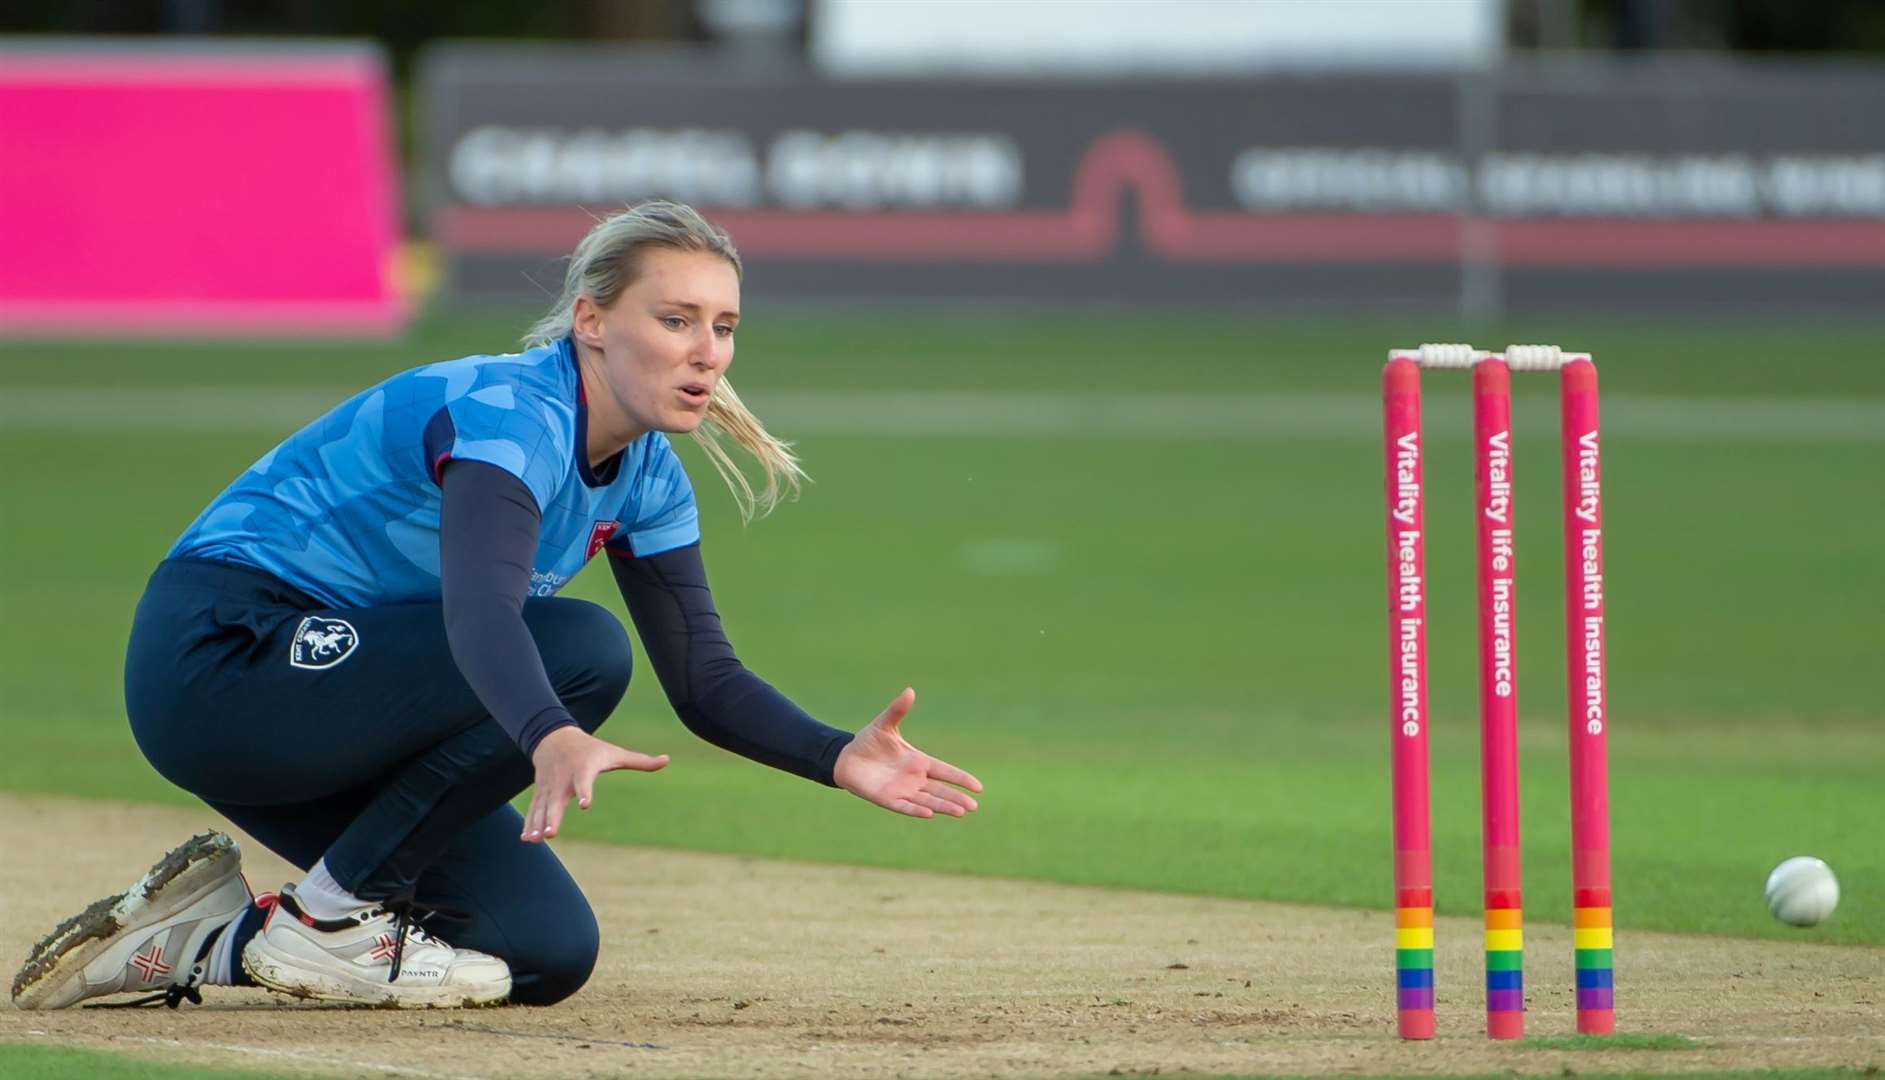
xmin=12 ymin=201 xmax=982 ymax=1011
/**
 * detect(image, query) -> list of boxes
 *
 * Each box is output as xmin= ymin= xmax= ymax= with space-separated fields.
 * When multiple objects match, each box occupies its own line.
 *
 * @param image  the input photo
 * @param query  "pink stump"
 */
xmin=1474 ymin=359 xmax=1525 ymax=1040
xmin=1560 ymin=359 xmax=1614 ymax=1035
xmin=1383 ymin=357 xmax=1434 ymax=1040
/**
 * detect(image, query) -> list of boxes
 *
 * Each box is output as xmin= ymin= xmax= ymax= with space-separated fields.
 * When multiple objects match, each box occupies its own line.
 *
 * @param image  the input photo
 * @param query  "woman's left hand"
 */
xmin=833 ymin=688 xmax=983 ymax=819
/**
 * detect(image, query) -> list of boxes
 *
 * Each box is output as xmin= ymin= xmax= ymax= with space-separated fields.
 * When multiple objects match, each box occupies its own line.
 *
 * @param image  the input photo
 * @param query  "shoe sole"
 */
xmin=11 ymin=831 xmax=241 ymax=1010
xmin=243 ymin=947 xmax=510 ymax=1009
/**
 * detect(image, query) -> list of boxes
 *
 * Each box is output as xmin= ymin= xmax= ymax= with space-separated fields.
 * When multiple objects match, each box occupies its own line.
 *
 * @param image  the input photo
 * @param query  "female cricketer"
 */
xmin=12 ymin=201 xmax=982 ymax=1010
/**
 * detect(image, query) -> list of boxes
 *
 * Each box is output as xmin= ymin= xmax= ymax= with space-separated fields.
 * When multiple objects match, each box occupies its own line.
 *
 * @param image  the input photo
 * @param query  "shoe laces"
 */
xmin=86 ymin=984 xmax=203 ymax=1009
xmin=373 ymin=897 xmax=469 ymax=984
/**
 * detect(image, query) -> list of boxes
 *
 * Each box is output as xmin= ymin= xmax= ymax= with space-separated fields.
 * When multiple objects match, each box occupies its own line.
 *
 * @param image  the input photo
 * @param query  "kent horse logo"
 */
xmin=290 ymin=616 xmax=360 ymax=670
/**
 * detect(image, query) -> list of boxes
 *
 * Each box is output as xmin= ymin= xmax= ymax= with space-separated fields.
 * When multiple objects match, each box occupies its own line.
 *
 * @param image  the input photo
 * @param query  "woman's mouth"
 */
xmin=678 ymin=383 xmax=711 ymax=407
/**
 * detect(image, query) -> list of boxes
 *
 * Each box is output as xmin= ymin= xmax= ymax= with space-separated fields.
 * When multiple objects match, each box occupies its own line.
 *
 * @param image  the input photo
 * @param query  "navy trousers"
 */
xmin=125 ymin=558 xmax=632 ymax=1005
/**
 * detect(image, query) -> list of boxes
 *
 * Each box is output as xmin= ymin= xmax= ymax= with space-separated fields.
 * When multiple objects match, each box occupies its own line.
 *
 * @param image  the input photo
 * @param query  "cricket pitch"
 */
xmin=2 ymin=794 xmax=1879 ymax=1078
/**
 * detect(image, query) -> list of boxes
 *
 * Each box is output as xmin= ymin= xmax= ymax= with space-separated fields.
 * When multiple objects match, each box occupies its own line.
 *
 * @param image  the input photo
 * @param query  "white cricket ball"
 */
xmin=1764 ymin=856 xmax=1839 ymax=927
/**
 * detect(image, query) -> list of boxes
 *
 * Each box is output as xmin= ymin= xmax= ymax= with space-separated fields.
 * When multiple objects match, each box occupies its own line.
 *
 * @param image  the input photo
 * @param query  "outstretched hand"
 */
xmin=832 ymin=688 xmax=983 ymax=819
xmin=523 ymin=726 xmax=669 ymax=842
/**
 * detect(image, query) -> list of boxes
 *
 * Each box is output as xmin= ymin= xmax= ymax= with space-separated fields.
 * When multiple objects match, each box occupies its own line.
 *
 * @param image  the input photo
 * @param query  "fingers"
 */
xmin=908 ymin=790 xmax=965 ymax=818
xmin=522 ymin=786 xmax=562 ymax=843
xmin=541 ymin=784 xmax=570 ymax=839
xmin=885 ymin=797 xmax=934 ymax=819
xmin=528 ymin=745 xmax=670 ymax=842
xmin=921 ymin=779 xmax=978 ymax=814
xmin=873 ymin=687 xmax=916 ymax=731
xmin=574 ymin=766 xmax=595 ymax=811
xmin=605 ymin=750 xmax=670 ymax=773
xmin=521 ymin=791 xmax=545 ymax=842
xmin=925 ymin=756 xmax=983 ymax=794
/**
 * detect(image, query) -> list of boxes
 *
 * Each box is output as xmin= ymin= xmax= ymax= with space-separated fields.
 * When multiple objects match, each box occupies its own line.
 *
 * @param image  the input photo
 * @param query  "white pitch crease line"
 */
xmin=0 ymin=386 xmax=1880 ymax=442
xmin=120 ymin=1035 xmax=490 ymax=1080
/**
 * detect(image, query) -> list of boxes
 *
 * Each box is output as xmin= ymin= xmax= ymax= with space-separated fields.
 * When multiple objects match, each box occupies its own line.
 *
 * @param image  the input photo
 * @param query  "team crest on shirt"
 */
xmin=585 ymin=520 xmax=620 ymax=560
xmin=290 ymin=617 xmax=359 ymax=670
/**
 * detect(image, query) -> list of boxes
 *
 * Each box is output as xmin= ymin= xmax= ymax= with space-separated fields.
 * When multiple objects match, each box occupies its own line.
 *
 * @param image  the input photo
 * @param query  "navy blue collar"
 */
xmin=563 ymin=336 xmax=624 ymax=488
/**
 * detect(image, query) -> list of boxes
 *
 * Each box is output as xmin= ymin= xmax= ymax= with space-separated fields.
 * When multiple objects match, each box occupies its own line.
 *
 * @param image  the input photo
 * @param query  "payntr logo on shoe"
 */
xmin=290 ymin=616 xmax=359 ymax=670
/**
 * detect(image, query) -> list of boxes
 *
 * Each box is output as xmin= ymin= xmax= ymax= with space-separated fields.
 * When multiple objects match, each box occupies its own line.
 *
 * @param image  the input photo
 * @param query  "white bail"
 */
xmin=1414 ymin=342 xmax=1482 ymax=369
xmin=1504 ymin=344 xmax=1566 ymax=371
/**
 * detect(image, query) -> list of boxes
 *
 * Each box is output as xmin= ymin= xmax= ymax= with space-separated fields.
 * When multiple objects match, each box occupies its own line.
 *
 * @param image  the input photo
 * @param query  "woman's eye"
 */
xmin=714 ymin=325 xmax=734 ymax=338
xmin=662 ymin=316 xmax=686 ymax=330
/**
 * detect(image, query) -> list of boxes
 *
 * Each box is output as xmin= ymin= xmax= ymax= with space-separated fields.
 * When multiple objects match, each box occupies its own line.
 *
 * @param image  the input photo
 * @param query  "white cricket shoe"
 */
xmin=12 ymin=831 xmax=253 ymax=1010
xmin=241 ymin=883 xmax=510 ymax=1008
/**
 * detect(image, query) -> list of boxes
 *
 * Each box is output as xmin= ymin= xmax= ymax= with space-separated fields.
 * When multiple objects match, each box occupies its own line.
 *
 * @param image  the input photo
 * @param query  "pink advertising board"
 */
xmin=0 ymin=43 xmax=404 ymax=336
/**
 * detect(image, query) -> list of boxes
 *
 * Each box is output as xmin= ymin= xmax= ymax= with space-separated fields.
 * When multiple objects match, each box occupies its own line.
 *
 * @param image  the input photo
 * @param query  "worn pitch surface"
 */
xmin=1 ymin=795 xmax=1879 ymax=1078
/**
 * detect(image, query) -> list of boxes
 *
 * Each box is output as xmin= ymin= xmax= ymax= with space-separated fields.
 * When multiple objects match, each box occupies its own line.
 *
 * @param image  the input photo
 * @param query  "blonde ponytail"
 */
xmin=524 ymin=200 xmax=806 ymax=521
xmin=695 ymin=380 xmax=805 ymax=521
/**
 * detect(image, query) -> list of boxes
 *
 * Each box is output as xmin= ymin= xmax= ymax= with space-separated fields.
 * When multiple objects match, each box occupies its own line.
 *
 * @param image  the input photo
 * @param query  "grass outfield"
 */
xmin=0 ymin=311 xmax=1879 ymax=948
xmin=0 ymin=1045 xmax=322 ymax=1080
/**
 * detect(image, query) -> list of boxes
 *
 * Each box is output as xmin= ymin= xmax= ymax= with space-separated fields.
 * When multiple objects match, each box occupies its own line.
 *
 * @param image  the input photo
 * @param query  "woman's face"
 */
xmin=574 ymin=248 xmax=740 ymax=439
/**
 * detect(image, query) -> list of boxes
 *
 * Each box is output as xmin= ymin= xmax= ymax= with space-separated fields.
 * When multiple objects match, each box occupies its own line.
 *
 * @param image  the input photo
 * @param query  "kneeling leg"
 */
xmin=410 ymin=804 xmax=601 ymax=1007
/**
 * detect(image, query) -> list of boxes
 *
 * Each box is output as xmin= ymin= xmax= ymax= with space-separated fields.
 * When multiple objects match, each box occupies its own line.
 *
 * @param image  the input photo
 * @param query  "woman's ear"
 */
xmin=571 ymin=295 xmax=606 ymax=349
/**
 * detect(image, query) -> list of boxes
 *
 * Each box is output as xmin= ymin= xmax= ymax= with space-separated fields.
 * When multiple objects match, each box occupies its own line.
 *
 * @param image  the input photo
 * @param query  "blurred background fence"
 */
xmin=6 ymin=0 xmax=1885 ymax=333
xmin=423 ymin=50 xmax=1885 ymax=313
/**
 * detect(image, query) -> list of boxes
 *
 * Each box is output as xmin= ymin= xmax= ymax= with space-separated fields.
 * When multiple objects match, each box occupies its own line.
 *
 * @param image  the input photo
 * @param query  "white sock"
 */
xmin=202 ymin=908 xmax=248 ymax=986
xmin=295 ymin=858 xmax=370 ymax=921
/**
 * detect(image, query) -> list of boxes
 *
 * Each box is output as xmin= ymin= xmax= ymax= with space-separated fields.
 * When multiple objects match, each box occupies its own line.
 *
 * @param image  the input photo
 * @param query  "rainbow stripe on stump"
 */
xmin=1396 ymin=888 xmax=1434 ymax=1036
xmin=1484 ymin=890 xmax=1523 ymax=1038
xmin=1575 ymin=890 xmax=1615 ymax=1031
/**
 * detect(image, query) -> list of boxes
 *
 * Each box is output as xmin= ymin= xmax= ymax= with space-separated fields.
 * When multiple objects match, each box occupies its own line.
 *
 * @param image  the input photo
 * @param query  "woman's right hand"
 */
xmin=522 ymin=726 xmax=668 ymax=842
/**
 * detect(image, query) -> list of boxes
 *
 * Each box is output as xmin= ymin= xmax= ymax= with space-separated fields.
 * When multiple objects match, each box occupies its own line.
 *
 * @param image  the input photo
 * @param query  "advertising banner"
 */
xmin=420 ymin=47 xmax=1885 ymax=312
xmin=0 ymin=42 xmax=405 ymax=337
